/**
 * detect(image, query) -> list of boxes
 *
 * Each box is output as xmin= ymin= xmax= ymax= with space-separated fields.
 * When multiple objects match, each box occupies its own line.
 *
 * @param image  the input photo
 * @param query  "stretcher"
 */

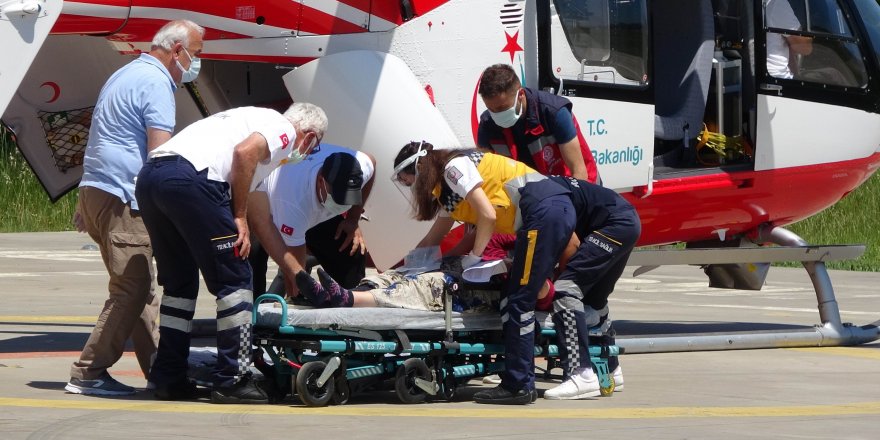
xmin=251 ymin=283 xmax=622 ymax=406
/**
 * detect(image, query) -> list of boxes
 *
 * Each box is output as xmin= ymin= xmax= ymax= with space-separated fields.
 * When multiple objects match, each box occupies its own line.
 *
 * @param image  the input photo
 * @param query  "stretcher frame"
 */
xmin=251 ymin=292 xmax=622 ymax=406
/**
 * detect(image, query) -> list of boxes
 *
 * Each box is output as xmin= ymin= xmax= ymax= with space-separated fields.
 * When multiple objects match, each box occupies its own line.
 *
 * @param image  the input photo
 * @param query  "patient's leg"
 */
xmin=294 ymin=271 xmax=330 ymax=307
xmin=316 ymin=268 xmax=354 ymax=307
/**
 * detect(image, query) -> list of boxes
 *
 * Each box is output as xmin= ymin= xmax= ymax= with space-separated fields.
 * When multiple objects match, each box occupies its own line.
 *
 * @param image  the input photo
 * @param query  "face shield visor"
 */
xmin=390 ymin=142 xmax=427 ymax=207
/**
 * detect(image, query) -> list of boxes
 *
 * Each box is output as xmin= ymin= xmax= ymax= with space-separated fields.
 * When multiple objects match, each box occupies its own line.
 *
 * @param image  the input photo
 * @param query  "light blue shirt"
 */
xmin=79 ymin=53 xmax=177 ymax=210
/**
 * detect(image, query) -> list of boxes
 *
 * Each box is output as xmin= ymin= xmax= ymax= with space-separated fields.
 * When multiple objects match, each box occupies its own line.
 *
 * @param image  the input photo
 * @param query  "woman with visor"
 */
xmin=390 ymin=141 xmax=583 ymax=405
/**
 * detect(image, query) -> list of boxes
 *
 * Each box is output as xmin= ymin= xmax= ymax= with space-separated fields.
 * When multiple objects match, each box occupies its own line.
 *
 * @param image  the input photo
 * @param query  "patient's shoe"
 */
xmin=612 ymin=365 xmax=624 ymax=392
xmin=544 ymin=367 xmax=601 ymax=400
xmin=295 ymin=271 xmax=329 ymax=307
xmin=316 ymin=268 xmax=354 ymax=307
xmin=473 ymin=385 xmax=534 ymax=405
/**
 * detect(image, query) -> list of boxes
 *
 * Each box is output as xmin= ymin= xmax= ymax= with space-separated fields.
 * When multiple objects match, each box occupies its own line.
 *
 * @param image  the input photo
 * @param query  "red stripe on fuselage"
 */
xmin=410 ymin=0 xmax=450 ymax=16
xmin=626 ymin=152 xmax=880 ymax=246
xmin=341 ymin=0 xmax=403 ymax=24
xmin=52 ymin=14 xmax=126 ymax=34
xmin=132 ymin=0 xmax=302 ymax=30
xmin=202 ymin=53 xmax=317 ymax=64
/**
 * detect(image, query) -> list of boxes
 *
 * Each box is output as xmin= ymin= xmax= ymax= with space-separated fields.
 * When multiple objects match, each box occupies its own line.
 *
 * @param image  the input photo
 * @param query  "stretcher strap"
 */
xmin=393 ymin=330 xmax=412 ymax=354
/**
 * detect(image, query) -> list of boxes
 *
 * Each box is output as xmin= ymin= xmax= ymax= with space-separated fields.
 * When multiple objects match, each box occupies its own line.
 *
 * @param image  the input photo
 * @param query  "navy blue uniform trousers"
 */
xmin=552 ymin=206 xmax=641 ymax=375
xmin=136 ymin=156 xmax=254 ymax=388
xmin=501 ymin=179 xmax=575 ymax=392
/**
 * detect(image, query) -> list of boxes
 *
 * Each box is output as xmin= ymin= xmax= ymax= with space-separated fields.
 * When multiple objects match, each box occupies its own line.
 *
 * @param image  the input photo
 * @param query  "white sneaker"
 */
xmin=482 ymin=374 xmax=502 ymax=385
xmin=612 ymin=366 xmax=624 ymax=392
xmin=544 ymin=368 xmax=600 ymax=400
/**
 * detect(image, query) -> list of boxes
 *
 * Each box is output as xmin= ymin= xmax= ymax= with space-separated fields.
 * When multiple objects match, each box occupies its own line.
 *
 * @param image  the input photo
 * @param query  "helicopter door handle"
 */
xmin=760 ymin=83 xmax=783 ymax=93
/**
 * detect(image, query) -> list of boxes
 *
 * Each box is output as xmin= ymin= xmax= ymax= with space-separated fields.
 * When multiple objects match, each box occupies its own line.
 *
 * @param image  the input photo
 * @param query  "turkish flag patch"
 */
xmin=446 ymin=166 xmax=463 ymax=185
xmin=280 ymin=133 xmax=290 ymax=149
xmin=281 ymin=224 xmax=294 ymax=235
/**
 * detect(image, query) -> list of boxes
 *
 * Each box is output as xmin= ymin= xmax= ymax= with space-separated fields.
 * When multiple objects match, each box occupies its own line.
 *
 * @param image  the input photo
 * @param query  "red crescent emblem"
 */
xmin=41 ymin=81 xmax=61 ymax=103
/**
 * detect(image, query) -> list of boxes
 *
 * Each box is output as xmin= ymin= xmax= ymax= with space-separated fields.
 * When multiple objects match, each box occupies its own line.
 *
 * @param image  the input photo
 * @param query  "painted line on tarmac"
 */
xmin=788 ymin=347 xmax=880 ymax=361
xmin=0 ymin=316 xmax=96 ymax=324
xmin=0 ymin=351 xmax=82 ymax=359
xmin=0 ymin=397 xmax=878 ymax=419
xmin=0 ymin=271 xmax=105 ymax=278
xmin=611 ymin=298 xmax=879 ymax=316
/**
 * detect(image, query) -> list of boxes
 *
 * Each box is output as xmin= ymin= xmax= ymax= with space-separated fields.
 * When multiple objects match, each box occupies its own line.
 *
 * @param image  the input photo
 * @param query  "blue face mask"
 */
xmin=176 ymin=47 xmax=201 ymax=83
xmin=488 ymin=89 xmax=523 ymax=128
xmin=285 ymin=136 xmax=317 ymax=166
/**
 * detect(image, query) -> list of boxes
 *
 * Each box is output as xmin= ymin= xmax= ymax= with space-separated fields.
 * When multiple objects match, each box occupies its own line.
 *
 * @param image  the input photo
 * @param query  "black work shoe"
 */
xmin=154 ymin=379 xmax=197 ymax=401
xmin=473 ymin=385 xmax=533 ymax=405
xmin=211 ymin=374 xmax=269 ymax=404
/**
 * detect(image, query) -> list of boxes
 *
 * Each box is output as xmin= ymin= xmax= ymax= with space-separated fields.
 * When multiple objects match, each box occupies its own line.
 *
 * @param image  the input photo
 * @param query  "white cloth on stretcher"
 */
xmin=255 ymin=304 xmax=605 ymax=332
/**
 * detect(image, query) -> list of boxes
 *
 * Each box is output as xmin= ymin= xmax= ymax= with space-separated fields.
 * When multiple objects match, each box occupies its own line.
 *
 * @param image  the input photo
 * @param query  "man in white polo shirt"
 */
xmin=248 ymin=145 xmax=375 ymax=298
xmin=135 ymin=102 xmax=327 ymax=404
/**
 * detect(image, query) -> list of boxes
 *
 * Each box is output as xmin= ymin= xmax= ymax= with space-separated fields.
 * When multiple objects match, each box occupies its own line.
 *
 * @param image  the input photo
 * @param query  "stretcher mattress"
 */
xmin=256 ymin=304 xmax=556 ymax=332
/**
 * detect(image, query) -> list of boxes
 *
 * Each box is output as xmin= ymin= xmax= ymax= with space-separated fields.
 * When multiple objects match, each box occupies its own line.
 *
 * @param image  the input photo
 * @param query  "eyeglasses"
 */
xmin=310 ymin=132 xmax=322 ymax=154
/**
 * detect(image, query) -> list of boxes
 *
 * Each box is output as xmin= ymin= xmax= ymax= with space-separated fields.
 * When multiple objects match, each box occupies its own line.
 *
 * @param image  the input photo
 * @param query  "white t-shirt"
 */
xmin=438 ymin=156 xmax=484 ymax=217
xmin=766 ymin=0 xmax=802 ymax=79
xmin=149 ymin=106 xmax=297 ymax=191
xmin=257 ymin=145 xmax=374 ymax=247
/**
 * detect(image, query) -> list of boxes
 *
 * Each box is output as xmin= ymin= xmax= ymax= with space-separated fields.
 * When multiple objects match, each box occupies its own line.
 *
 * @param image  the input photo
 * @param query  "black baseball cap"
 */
xmin=321 ymin=152 xmax=364 ymax=205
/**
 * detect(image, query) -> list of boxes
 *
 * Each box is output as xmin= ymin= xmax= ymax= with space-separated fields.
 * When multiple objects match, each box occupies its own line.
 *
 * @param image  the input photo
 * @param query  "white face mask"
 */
xmin=322 ymin=196 xmax=350 ymax=216
xmin=320 ymin=179 xmax=350 ymax=216
xmin=488 ymin=90 xmax=523 ymax=128
xmin=176 ymin=47 xmax=201 ymax=83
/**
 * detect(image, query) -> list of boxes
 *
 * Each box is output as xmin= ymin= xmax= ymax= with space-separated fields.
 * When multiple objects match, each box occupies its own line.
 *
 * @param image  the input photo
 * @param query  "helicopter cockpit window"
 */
xmin=764 ymin=0 xmax=868 ymax=88
xmin=551 ymin=0 xmax=648 ymax=87
xmin=851 ymin=0 xmax=880 ymax=72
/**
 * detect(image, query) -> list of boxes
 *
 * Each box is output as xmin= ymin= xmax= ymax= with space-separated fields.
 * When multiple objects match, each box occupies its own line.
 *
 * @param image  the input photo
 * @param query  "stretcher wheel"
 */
xmin=395 ymin=358 xmax=431 ymax=404
xmin=295 ymin=361 xmax=336 ymax=407
xmin=331 ymin=377 xmax=350 ymax=405
xmin=440 ymin=374 xmax=457 ymax=401
xmin=600 ymin=376 xmax=615 ymax=397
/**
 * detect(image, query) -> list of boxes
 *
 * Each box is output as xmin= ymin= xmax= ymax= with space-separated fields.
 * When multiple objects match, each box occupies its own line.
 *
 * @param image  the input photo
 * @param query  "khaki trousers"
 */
xmin=70 ymin=186 xmax=159 ymax=380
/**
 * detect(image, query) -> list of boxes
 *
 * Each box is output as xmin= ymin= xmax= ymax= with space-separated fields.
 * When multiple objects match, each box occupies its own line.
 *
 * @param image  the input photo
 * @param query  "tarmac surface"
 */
xmin=1 ymin=231 xmax=878 ymax=439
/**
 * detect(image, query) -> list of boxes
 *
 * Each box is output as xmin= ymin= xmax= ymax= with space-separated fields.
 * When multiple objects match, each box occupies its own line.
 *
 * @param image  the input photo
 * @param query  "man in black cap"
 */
xmin=248 ymin=146 xmax=375 ymax=299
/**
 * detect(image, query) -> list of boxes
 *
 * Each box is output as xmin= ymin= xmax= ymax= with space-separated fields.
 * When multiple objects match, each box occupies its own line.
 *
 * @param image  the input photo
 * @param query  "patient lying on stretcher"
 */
xmin=293 ymin=234 xmax=556 ymax=313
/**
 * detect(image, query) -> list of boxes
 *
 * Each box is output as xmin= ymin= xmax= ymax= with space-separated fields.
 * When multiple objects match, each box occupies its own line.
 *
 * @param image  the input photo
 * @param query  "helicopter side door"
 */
xmin=537 ymin=0 xmax=653 ymax=191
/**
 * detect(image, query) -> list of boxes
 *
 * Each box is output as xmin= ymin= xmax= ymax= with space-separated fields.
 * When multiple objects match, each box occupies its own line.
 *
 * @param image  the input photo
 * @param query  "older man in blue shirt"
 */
xmin=66 ymin=19 xmax=204 ymax=396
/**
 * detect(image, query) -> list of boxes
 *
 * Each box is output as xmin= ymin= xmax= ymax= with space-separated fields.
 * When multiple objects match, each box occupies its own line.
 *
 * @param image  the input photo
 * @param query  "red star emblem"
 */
xmin=501 ymin=30 xmax=523 ymax=63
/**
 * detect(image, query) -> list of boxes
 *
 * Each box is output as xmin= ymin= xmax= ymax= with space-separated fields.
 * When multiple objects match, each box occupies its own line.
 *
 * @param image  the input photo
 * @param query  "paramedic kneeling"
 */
xmin=135 ymin=103 xmax=327 ymax=404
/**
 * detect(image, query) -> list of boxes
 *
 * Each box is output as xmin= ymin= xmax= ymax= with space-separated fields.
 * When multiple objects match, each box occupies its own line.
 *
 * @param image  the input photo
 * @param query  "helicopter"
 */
xmin=2 ymin=0 xmax=879 ymax=351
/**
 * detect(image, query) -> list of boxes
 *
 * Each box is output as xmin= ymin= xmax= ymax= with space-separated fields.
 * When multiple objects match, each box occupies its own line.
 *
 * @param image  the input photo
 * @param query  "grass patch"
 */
xmin=783 ymin=172 xmax=880 ymax=271
xmin=0 ymin=125 xmax=77 ymax=232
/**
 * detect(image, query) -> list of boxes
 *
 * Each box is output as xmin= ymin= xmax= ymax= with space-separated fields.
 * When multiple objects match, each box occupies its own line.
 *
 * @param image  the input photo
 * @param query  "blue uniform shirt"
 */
xmin=80 ymin=53 xmax=177 ymax=210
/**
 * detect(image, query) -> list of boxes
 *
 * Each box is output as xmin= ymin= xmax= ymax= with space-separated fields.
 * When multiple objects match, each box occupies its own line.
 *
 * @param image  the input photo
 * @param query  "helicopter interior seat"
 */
xmin=652 ymin=0 xmax=716 ymax=168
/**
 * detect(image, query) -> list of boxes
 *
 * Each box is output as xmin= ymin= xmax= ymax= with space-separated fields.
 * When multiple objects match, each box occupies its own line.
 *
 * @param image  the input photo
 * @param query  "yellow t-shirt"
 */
xmin=433 ymin=151 xmax=545 ymax=234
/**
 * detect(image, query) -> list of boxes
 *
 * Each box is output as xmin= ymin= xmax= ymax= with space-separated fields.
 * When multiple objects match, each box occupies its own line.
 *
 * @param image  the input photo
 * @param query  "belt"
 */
xmin=147 ymin=155 xmax=182 ymax=164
